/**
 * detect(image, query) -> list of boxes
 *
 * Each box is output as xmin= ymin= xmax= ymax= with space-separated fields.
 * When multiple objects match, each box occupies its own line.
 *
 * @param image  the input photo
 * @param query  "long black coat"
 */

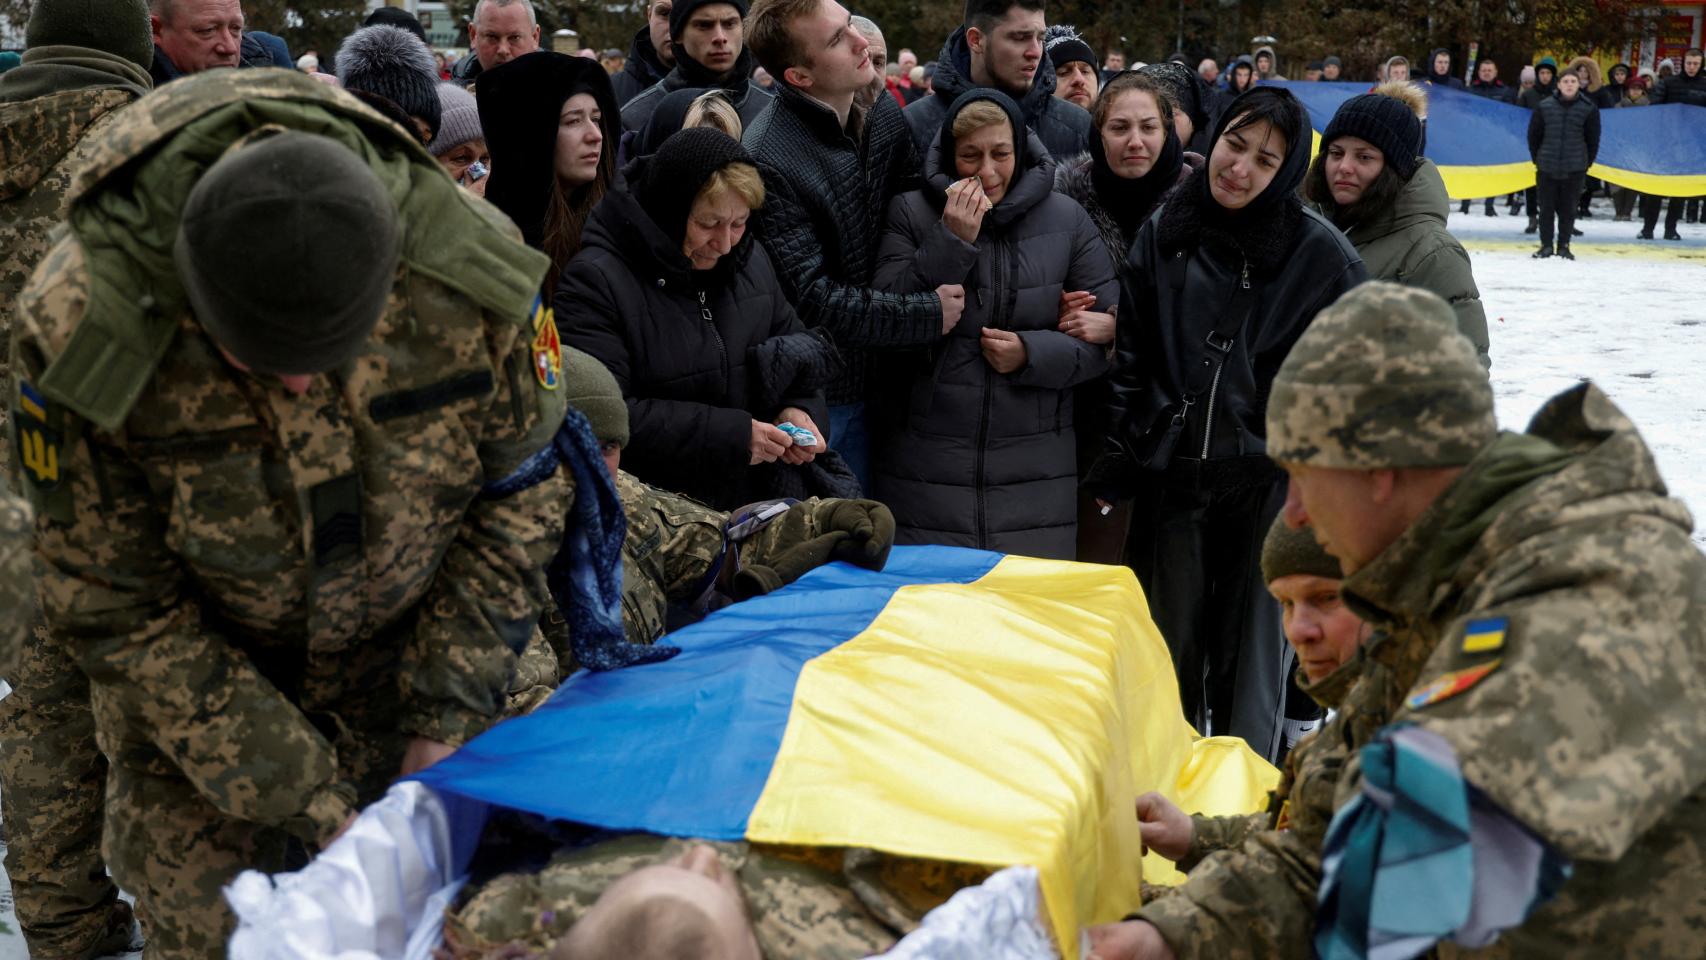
xmin=554 ymin=183 xmax=828 ymax=510
xmin=873 ymin=131 xmax=1116 ymax=559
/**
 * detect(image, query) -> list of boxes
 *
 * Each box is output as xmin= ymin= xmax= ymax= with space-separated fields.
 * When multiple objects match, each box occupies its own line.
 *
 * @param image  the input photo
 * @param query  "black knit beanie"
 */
xmin=1043 ymin=25 xmax=1095 ymax=73
xmin=1138 ymin=60 xmax=1206 ymax=131
xmin=363 ymin=6 xmax=429 ymax=46
xmin=175 ymin=132 xmax=400 ymax=376
xmin=1322 ymin=91 xmax=1423 ymax=180
xmin=338 ymin=25 xmax=443 ymax=140
xmin=25 ymin=0 xmax=153 ymax=68
xmin=670 ymin=0 xmax=749 ymax=40
xmin=637 ymin=126 xmax=753 ymax=246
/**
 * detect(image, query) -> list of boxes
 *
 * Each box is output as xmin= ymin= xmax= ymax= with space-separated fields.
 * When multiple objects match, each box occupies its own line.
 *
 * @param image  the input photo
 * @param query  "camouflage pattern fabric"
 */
xmin=443 ymin=833 xmax=991 ymax=960
xmin=1266 ymin=281 xmax=1496 ymax=470
xmin=616 ymin=471 xmax=728 ymax=649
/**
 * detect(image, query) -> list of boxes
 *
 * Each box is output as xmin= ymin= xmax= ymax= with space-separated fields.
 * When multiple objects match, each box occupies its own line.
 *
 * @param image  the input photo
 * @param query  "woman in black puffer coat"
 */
xmin=554 ymin=128 xmax=835 ymax=510
xmin=873 ymin=89 xmax=1117 ymax=560
xmin=1090 ymin=87 xmax=1367 ymax=763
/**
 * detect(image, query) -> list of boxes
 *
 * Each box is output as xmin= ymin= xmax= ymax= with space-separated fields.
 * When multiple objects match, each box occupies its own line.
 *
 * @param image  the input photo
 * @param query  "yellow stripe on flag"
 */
xmin=746 ymin=556 xmax=1277 ymax=957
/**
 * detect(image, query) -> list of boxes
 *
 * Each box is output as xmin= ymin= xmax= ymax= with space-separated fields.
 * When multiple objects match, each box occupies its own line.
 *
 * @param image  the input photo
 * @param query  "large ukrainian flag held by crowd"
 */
xmin=1280 ymin=80 xmax=1706 ymax=200
xmin=412 ymin=546 xmax=1277 ymax=958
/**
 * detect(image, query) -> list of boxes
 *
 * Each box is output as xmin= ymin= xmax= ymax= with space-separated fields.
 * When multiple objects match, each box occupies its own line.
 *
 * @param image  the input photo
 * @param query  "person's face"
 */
xmin=152 ymin=0 xmax=245 ymax=73
xmin=861 ymin=28 xmax=887 ymax=104
xmin=1322 ymin=62 xmax=1340 ymax=80
xmin=1433 ymin=52 xmax=1450 ymax=74
xmin=1610 ymin=65 xmax=1627 ymax=85
xmin=555 ymin=93 xmax=605 ymax=187
xmin=789 ymin=1 xmax=872 ymax=98
xmin=1387 ymin=61 xmax=1409 ymax=81
xmin=1255 ymin=53 xmax=1271 ymax=74
xmin=1324 ymin=135 xmax=1385 ymax=206
xmin=1280 ymin=463 xmax=1405 ymax=576
xmin=1198 ymin=59 xmax=1219 ymax=83
xmin=1269 ymin=574 xmax=1364 ymax=683
xmin=1231 ymin=64 xmax=1251 ymax=90
xmin=1558 ymin=72 xmax=1580 ymax=98
xmin=1478 ymin=61 xmax=1497 ymax=82
xmin=1055 ymin=60 xmax=1098 ymax=108
xmin=581 ymin=846 xmax=762 ymax=960
xmin=969 ymin=6 xmax=1045 ymax=95
xmin=1208 ymin=115 xmax=1285 ymax=210
xmin=470 ymin=2 xmax=540 ymax=70
xmin=681 ymin=2 xmax=744 ymax=75
xmin=898 ymin=49 xmax=917 ymax=71
xmin=954 ymin=120 xmax=1017 ymax=205
xmin=601 ymin=441 xmax=621 ymax=481
xmin=1537 ymin=65 xmax=1554 ymax=85
xmin=1105 ymin=52 xmax=1126 ymax=71
xmin=1100 ymin=89 xmax=1167 ymax=179
xmin=649 ymin=0 xmax=675 ymax=65
xmin=682 ymin=188 xmax=750 ymax=269
xmin=1686 ymin=53 xmax=1703 ymax=77
xmin=438 ymin=139 xmax=491 ymax=184
xmin=1304 ymin=68 xmax=1321 ymax=81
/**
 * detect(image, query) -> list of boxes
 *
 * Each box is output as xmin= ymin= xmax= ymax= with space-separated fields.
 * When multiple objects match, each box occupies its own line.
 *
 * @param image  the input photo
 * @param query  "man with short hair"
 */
xmin=1197 ymin=57 xmax=1218 ymax=84
xmin=1089 ymin=281 xmax=1706 ymax=960
xmin=850 ymin=15 xmax=891 ymax=109
xmin=148 ymin=0 xmax=273 ymax=84
xmin=450 ymin=0 xmax=541 ymax=85
xmin=611 ymin=0 xmax=675 ymax=103
xmin=1423 ymin=47 xmax=1462 ymax=88
xmin=1320 ymin=55 xmax=1340 ymax=80
xmin=744 ymin=0 xmax=963 ymax=490
xmin=1044 ymin=24 xmax=1097 ymax=109
xmin=1464 ymin=58 xmax=1513 ymax=216
xmin=1303 ymin=60 xmax=1322 ymax=81
xmin=1638 ymin=47 xmax=1706 ymax=240
xmin=1528 ymin=69 xmax=1599 ymax=259
xmin=1103 ymin=47 xmax=1125 ymax=80
xmin=904 ymin=0 xmax=1091 ymax=158
xmin=620 ymin=0 xmax=774 ymax=134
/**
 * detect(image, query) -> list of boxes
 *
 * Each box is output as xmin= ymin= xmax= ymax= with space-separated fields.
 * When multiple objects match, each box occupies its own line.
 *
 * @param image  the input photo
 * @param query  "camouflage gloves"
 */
xmin=731 ymin=499 xmax=896 ymax=600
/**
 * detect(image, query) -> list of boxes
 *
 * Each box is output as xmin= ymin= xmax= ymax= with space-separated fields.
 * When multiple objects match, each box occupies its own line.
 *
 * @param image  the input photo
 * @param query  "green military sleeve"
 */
xmin=397 ymin=303 xmax=570 ymax=746
xmin=1179 ymin=812 xmax=1268 ymax=872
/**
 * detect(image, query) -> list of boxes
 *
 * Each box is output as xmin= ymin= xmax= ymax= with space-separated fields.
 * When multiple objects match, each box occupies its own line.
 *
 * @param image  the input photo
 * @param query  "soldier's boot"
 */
xmin=0 ymin=623 xmax=129 ymax=960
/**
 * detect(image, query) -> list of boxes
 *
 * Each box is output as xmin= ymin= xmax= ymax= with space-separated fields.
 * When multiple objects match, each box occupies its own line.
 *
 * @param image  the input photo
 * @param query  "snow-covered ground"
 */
xmin=0 ymin=196 xmax=1698 ymax=959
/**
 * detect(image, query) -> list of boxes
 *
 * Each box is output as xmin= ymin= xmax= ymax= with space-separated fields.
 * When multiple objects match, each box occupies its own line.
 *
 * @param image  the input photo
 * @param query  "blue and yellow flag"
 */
xmin=413 ymin=546 xmax=1277 ymax=958
xmin=1278 ymin=80 xmax=1706 ymax=199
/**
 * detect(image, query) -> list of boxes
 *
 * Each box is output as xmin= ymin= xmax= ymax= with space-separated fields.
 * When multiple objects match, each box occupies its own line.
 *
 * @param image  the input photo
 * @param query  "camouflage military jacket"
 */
xmin=0 ymin=491 xmax=32 ymax=658
xmin=0 ymin=85 xmax=138 ymax=473
xmin=11 ymin=72 xmax=569 ymax=846
xmin=617 ymin=471 xmax=728 ymax=646
xmin=443 ymin=833 xmax=989 ymax=960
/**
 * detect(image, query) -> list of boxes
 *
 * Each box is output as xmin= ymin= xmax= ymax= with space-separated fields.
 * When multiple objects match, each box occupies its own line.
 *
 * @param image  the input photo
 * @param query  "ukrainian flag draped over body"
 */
xmin=411 ymin=546 xmax=1276 ymax=958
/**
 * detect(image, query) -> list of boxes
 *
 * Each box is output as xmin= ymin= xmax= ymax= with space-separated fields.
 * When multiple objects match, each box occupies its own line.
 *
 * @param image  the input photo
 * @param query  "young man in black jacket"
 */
xmin=1528 ymin=70 xmax=1600 ymax=259
xmin=1639 ymin=48 xmax=1706 ymax=240
xmin=611 ymin=0 xmax=675 ymax=104
xmin=1463 ymin=57 xmax=1514 ymax=216
xmin=619 ymin=0 xmax=774 ymax=134
xmin=743 ymin=0 xmax=965 ymax=490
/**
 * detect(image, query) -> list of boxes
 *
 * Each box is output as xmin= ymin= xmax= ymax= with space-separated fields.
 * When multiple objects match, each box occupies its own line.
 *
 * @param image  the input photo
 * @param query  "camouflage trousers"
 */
xmin=0 ymin=620 xmax=130 ymax=960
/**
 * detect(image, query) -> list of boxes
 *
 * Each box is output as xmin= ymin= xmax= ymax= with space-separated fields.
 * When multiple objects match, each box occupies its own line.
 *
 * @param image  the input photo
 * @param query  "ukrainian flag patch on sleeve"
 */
xmin=14 ymin=381 xmax=60 ymax=490
xmin=1460 ymin=617 xmax=1508 ymax=655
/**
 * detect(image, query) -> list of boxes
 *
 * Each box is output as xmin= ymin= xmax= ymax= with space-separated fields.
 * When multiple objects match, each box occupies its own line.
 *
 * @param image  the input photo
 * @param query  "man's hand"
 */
xmin=981 ymin=327 xmax=1027 ymax=374
xmin=1058 ymin=289 xmax=1097 ymax=321
xmin=937 ymin=284 xmax=966 ymax=335
xmin=1087 ymin=921 xmax=1177 ymax=960
xmin=749 ymin=420 xmax=792 ymax=465
xmin=942 ymin=176 xmax=991 ymax=244
xmin=398 ymin=737 xmax=457 ymax=777
xmin=775 ymin=408 xmax=827 ymax=465
xmin=1136 ymin=791 xmax=1194 ymax=862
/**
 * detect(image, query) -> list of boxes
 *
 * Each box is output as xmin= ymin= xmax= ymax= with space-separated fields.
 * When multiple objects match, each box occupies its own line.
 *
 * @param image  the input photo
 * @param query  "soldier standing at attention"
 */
xmin=1090 ymin=282 xmax=1706 ymax=959
xmin=0 ymin=1 xmax=154 ymax=955
xmin=12 ymin=70 xmax=571 ymax=957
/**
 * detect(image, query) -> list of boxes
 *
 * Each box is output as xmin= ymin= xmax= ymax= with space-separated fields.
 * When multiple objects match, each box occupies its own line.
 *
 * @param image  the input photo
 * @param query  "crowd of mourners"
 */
xmin=2 ymin=0 xmax=1705 ymax=957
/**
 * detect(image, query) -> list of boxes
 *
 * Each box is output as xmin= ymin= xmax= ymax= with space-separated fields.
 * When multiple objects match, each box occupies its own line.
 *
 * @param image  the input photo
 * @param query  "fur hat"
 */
xmin=338 ymin=24 xmax=443 ymax=140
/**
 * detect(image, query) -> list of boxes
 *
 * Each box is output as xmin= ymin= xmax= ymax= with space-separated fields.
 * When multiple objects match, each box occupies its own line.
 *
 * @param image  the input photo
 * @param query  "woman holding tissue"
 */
xmin=872 ymin=89 xmax=1118 ymax=560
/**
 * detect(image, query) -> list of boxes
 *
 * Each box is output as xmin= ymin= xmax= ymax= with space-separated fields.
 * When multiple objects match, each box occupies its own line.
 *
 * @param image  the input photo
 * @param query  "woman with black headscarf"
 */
xmin=1053 ymin=70 xmax=1197 ymax=562
xmin=477 ymin=51 xmax=620 ymax=295
xmin=553 ymin=128 xmax=835 ymax=510
xmin=872 ymin=89 xmax=1117 ymax=560
xmin=1090 ymin=86 xmax=1366 ymax=764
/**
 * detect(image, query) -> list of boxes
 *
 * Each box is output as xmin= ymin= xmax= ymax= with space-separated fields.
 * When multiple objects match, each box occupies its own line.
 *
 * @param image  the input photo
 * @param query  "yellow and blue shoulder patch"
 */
xmin=529 ymin=296 xmax=561 ymax=391
xmin=1407 ymin=659 xmax=1502 ymax=711
xmin=14 ymin=381 xmax=61 ymax=491
xmin=1460 ymin=617 xmax=1508 ymax=655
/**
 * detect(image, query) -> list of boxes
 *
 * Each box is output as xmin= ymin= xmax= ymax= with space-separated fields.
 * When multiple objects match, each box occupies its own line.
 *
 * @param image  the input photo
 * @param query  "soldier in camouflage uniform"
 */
xmin=12 ymin=70 xmax=571 ymax=959
xmin=0 ymin=3 xmax=154 ymax=955
xmin=1091 ymin=281 xmax=1706 ymax=959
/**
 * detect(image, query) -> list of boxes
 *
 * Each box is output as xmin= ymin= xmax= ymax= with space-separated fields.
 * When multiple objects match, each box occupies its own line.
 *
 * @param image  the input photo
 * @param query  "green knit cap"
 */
xmin=1266 ymin=282 xmax=1495 ymax=469
xmin=1260 ymin=514 xmax=1341 ymax=584
xmin=26 ymin=0 xmax=153 ymax=69
xmin=563 ymin=347 xmax=628 ymax=447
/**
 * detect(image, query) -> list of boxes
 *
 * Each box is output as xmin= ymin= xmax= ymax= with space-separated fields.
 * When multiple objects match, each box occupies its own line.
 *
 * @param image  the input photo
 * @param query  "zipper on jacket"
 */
xmin=1199 ymin=259 xmax=1248 ymax=460
xmin=974 ymin=241 xmax=1008 ymax=547
xmin=698 ymin=290 xmax=731 ymax=397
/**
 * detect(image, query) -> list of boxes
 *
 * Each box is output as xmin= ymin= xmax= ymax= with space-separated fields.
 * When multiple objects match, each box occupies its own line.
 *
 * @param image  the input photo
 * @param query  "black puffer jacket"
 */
xmin=620 ymin=47 xmax=773 ymax=134
xmin=1105 ymin=163 xmax=1366 ymax=477
xmin=611 ymin=26 xmax=670 ymax=105
xmin=1527 ymin=91 xmax=1600 ymax=175
xmin=904 ymin=27 xmax=1091 ymax=160
xmin=1653 ymin=66 xmax=1706 ymax=107
xmin=744 ymin=82 xmax=942 ymax=404
xmin=873 ymin=92 xmax=1116 ymax=559
xmin=554 ymin=168 xmax=828 ymax=510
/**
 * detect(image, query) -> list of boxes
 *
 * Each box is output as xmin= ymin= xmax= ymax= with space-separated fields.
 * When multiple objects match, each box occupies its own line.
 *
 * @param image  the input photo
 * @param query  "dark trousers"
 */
xmin=1641 ymin=194 xmax=1703 ymax=232
xmin=1123 ymin=462 xmax=1295 ymax=763
xmin=1537 ymin=172 xmax=1585 ymax=248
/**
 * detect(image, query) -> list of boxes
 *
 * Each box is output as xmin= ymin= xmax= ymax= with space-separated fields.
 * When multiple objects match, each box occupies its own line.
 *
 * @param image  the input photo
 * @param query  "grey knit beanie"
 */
xmin=338 ymin=24 xmax=443 ymax=140
xmin=563 ymin=348 xmax=629 ymax=447
xmin=429 ymin=81 xmax=483 ymax=156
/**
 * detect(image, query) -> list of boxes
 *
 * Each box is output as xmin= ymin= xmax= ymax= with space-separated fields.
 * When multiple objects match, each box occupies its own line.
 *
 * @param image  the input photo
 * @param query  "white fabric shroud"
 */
xmin=872 ymin=865 xmax=1082 ymax=960
xmin=224 ymin=782 xmax=486 ymax=960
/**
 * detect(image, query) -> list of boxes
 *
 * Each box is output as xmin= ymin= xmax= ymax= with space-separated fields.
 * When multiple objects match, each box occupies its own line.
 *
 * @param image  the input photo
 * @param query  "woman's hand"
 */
xmin=750 ymin=420 xmax=792 ymax=464
xmin=1086 ymin=921 xmax=1176 ymax=960
xmin=981 ymin=328 xmax=1027 ymax=374
xmin=1058 ymin=289 xmax=1097 ymax=321
xmin=1134 ymin=791 xmax=1194 ymax=862
xmin=1060 ymin=308 xmax=1117 ymax=345
xmin=942 ymin=176 xmax=991 ymax=245
xmin=774 ymin=408 xmax=827 ymax=465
